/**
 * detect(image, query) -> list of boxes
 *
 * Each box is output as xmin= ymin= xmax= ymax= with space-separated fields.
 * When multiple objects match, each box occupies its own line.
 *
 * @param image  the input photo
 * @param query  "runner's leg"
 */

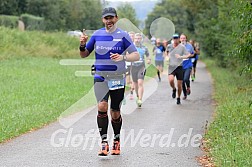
xmin=137 ymin=79 xmax=144 ymax=100
xmin=110 ymin=88 xmax=125 ymax=141
xmin=185 ymin=68 xmax=192 ymax=95
xmin=168 ymin=74 xmax=175 ymax=90
xmin=94 ymin=79 xmax=109 ymax=141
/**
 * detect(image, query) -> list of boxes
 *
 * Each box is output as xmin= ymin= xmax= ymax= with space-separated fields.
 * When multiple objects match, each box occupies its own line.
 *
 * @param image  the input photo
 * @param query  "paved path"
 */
xmin=0 ymin=61 xmax=213 ymax=167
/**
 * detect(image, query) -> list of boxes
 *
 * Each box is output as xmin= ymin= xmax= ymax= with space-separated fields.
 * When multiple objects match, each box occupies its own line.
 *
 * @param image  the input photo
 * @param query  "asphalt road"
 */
xmin=0 ymin=61 xmax=213 ymax=167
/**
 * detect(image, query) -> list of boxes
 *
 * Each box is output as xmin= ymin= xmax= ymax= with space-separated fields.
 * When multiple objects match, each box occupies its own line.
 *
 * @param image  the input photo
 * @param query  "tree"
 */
xmin=116 ymin=3 xmax=139 ymax=28
xmin=146 ymin=0 xmax=251 ymax=73
xmin=24 ymin=0 xmax=102 ymax=31
xmin=64 ymin=0 xmax=102 ymax=31
xmin=17 ymin=0 xmax=28 ymax=15
xmin=0 ymin=0 xmax=103 ymax=31
xmin=0 ymin=0 xmax=19 ymax=15
xmin=231 ymin=0 xmax=252 ymax=74
xmin=144 ymin=0 xmax=190 ymax=38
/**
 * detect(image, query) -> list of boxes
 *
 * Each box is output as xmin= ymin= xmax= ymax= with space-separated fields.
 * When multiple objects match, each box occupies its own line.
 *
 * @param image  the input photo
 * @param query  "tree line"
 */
xmin=144 ymin=0 xmax=251 ymax=74
xmin=0 ymin=0 xmax=139 ymax=31
xmin=0 ymin=0 xmax=103 ymax=31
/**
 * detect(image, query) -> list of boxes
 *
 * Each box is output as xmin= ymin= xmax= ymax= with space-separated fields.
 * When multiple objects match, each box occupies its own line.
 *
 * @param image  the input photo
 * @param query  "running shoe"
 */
xmin=177 ymin=98 xmax=181 ymax=105
xmin=137 ymin=99 xmax=142 ymax=108
xmin=191 ymin=75 xmax=195 ymax=82
xmin=183 ymin=96 xmax=187 ymax=100
xmin=186 ymin=87 xmax=191 ymax=95
xmin=111 ymin=141 xmax=120 ymax=155
xmin=172 ymin=89 xmax=176 ymax=99
xmin=98 ymin=141 xmax=109 ymax=156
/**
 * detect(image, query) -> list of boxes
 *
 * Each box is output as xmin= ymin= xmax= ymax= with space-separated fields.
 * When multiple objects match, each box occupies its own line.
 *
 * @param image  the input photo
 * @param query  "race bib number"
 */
xmin=108 ymin=78 xmax=125 ymax=90
xmin=191 ymin=58 xmax=195 ymax=63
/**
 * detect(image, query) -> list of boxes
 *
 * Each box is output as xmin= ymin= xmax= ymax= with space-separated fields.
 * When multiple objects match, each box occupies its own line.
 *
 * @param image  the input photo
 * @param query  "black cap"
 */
xmin=102 ymin=7 xmax=117 ymax=18
xmin=172 ymin=34 xmax=179 ymax=39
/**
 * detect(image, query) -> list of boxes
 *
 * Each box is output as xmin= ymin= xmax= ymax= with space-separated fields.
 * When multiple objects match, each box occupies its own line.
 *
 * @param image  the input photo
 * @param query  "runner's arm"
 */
xmin=162 ymin=46 xmax=167 ymax=57
xmin=79 ymin=32 xmax=94 ymax=58
xmin=125 ymin=51 xmax=140 ymax=62
xmin=165 ymin=47 xmax=170 ymax=58
xmin=175 ymin=47 xmax=191 ymax=59
xmin=181 ymin=46 xmax=192 ymax=59
xmin=195 ymin=47 xmax=200 ymax=55
xmin=145 ymin=47 xmax=151 ymax=62
xmin=80 ymin=48 xmax=90 ymax=58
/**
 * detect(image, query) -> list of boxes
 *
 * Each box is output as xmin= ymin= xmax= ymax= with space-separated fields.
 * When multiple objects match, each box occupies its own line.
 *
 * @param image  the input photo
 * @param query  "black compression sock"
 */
xmin=97 ymin=111 xmax=108 ymax=141
xmin=111 ymin=115 xmax=122 ymax=141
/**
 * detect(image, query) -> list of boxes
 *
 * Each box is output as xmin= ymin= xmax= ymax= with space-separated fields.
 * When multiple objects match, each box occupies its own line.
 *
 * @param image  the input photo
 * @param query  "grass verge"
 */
xmin=0 ymin=56 xmax=94 ymax=142
xmin=203 ymin=59 xmax=252 ymax=166
xmin=0 ymin=27 xmax=96 ymax=142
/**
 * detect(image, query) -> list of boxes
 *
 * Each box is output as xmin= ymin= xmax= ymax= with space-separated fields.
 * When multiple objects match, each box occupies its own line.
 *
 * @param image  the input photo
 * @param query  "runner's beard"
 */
xmin=135 ymin=42 xmax=141 ymax=47
xmin=106 ymin=22 xmax=115 ymax=30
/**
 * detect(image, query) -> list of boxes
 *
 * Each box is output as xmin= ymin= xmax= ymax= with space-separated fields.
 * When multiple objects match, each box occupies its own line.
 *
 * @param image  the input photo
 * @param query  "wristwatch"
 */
xmin=123 ymin=55 xmax=127 ymax=61
xmin=79 ymin=44 xmax=86 ymax=52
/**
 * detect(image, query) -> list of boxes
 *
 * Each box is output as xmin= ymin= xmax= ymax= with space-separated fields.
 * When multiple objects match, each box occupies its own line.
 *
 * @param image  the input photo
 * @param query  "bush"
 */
xmin=231 ymin=1 xmax=252 ymax=75
xmin=20 ymin=13 xmax=45 ymax=31
xmin=0 ymin=15 xmax=19 ymax=28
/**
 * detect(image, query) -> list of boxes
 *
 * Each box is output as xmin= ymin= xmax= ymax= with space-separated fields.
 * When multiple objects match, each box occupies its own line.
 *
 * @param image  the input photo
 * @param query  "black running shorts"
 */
xmin=168 ymin=66 xmax=183 ymax=80
xmin=193 ymin=60 xmax=198 ymax=68
xmin=94 ymin=78 xmax=125 ymax=111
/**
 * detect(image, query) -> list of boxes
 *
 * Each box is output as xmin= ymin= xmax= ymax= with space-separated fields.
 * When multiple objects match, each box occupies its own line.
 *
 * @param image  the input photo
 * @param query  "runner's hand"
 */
xmin=110 ymin=53 xmax=123 ymax=62
xmin=175 ymin=54 xmax=181 ymax=59
xmin=80 ymin=29 xmax=88 ymax=45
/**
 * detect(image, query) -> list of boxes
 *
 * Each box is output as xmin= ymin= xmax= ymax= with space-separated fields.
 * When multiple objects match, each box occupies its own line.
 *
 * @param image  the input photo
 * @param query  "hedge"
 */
xmin=0 ymin=15 xmax=19 ymax=28
xmin=20 ymin=14 xmax=45 ymax=31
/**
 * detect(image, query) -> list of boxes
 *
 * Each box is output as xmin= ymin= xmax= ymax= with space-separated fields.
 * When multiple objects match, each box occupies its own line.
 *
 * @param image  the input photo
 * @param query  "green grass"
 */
xmin=0 ymin=26 xmax=80 ymax=59
xmin=0 ymin=27 xmax=97 ymax=142
xmin=0 ymin=57 xmax=95 ymax=142
xmin=204 ymin=59 xmax=252 ymax=167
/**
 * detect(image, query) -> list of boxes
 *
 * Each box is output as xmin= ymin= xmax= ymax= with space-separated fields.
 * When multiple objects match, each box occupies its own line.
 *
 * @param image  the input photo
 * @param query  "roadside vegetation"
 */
xmin=0 ymin=27 xmax=94 ymax=142
xmin=204 ymin=58 xmax=252 ymax=166
xmin=145 ymin=1 xmax=251 ymax=166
